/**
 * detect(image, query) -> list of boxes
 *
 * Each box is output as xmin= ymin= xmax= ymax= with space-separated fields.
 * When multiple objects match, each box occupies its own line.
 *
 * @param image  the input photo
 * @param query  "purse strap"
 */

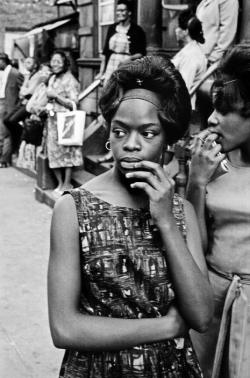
xmin=71 ymin=101 xmax=77 ymax=112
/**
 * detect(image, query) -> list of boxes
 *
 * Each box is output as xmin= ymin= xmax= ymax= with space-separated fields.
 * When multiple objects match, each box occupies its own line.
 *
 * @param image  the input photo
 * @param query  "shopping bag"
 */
xmin=57 ymin=103 xmax=86 ymax=146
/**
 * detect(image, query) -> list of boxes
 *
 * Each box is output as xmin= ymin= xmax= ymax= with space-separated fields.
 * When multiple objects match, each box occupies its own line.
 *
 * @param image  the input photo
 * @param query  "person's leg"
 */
xmin=0 ymin=135 xmax=12 ymax=166
xmin=4 ymin=105 xmax=30 ymax=153
xmin=52 ymin=168 xmax=63 ymax=191
xmin=62 ymin=167 xmax=73 ymax=190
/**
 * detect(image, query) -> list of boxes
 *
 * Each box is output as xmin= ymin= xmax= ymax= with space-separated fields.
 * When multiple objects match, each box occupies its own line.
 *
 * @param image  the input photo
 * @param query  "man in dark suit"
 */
xmin=0 ymin=53 xmax=23 ymax=167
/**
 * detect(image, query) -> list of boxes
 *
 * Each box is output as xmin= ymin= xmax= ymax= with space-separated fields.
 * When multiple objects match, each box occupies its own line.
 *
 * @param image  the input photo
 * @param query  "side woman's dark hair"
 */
xmin=0 ymin=53 xmax=10 ymax=65
xmin=99 ymin=55 xmax=191 ymax=145
xmin=178 ymin=8 xmax=194 ymax=30
xmin=50 ymin=50 xmax=70 ymax=73
xmin=212 ymin=44 xmax=250 ymax=118
xmin=188 ymin=17 xmax=205 ymax=44
xmin=117 ymin=0 xmax=133 ymax=12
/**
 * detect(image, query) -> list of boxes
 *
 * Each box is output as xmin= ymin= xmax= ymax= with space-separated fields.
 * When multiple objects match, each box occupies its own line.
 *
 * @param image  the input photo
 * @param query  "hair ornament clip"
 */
xmin=136 ymin=78 xmax=143 ymax=86
xmin=223 ymin=79 xmax=237 ymax=86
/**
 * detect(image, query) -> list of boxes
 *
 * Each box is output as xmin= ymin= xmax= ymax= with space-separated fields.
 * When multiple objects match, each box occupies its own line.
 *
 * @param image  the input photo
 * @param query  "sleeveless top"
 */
xmin=59 ymin=187 xmax=202 ymax=378
xmin=206 ymin=161 xmax=250 ymax=274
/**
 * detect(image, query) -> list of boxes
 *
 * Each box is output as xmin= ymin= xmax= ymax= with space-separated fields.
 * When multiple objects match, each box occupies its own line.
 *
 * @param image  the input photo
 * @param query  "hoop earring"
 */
xmin=105 ymin=140 xmax=111 ymax=151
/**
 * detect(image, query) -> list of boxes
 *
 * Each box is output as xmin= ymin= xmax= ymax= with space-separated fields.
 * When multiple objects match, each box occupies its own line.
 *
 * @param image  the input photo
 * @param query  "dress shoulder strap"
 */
xmin=64 ymin=188 xmax=91 ymax=233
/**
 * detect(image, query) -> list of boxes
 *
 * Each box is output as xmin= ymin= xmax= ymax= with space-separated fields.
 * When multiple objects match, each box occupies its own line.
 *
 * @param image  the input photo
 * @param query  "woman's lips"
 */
xmin=120 ymin=159 xmax=141 ymax=169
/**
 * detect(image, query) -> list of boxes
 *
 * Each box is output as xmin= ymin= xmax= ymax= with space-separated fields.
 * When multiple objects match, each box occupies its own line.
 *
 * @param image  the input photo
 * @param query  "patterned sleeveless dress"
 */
xmin=59 ymin=187 xmax=202 ymax=378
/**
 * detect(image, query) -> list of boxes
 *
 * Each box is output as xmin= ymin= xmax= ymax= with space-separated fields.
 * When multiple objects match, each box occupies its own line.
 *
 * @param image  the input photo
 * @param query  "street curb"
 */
xmin=35 ymin=186 xmax=56 ymax=208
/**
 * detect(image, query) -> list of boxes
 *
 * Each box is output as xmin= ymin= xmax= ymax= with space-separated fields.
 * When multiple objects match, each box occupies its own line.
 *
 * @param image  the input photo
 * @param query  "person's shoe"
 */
xmin=0 ymin=162 xmax=9 ymax=168
xmin=61 ymin=184 xmax=73 ymax=192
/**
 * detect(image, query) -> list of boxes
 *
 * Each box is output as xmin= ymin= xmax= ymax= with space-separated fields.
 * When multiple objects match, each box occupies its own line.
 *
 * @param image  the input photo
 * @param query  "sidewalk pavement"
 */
xmin=0 ymin=167 xmax=63 ymax=377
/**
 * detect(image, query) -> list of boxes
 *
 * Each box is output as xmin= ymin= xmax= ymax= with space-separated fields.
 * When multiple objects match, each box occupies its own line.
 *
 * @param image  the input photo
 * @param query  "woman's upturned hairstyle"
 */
xmin=99 ymin=55 xmax=191 ymax=145
xmin=212 ymin=44 xmax=250 ymax=118
xmin=188 ymin=17 xmax=205 ymax=44
xmin=50 ymin=50 xmax=70 ymax=73
xmin=178 ymin=8 xmax=194 ymax=30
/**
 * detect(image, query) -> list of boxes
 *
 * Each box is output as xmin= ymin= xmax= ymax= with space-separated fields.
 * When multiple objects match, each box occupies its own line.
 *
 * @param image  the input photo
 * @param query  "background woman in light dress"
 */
xmin=46 ymin=50 xmax=83 ymax=194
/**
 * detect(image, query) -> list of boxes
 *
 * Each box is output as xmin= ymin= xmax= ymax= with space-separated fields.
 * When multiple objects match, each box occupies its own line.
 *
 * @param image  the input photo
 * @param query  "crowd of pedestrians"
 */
xmin=1 ymin=1 xmax=247 ymax=377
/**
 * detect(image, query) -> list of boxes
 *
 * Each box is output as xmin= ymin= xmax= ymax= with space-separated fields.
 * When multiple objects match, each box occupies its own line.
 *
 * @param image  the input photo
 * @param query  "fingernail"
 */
xmin=126 ymin=173 xmax=132 ymax=177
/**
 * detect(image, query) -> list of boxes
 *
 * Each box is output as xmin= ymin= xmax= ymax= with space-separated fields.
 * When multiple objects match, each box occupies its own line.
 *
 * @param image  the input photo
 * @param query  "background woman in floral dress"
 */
xmin=46 ymin=50 xmax=83 ymax=194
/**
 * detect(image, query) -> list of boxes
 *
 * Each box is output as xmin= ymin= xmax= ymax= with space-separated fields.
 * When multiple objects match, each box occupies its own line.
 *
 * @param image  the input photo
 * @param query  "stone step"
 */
xmin=84 ymin=154 xmax=113 ymax=176
xmin=35 ymin=168 xmax=95 ymax=208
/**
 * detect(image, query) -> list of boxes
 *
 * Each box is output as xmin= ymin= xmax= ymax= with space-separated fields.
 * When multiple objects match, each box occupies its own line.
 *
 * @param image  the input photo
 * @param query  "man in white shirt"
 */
xmin=0 ymin=53 xmax=23 ymax=167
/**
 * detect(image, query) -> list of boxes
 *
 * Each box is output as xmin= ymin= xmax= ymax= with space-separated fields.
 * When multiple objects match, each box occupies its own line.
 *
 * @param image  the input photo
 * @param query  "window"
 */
xmin=98 ymin=0 xmax=115 ymax=54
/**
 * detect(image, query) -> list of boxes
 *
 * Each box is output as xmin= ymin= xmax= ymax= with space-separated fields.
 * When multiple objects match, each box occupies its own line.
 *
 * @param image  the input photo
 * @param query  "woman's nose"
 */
xmin=208 ymin=111 xmax=219 ymax=127
xmin=123 ymin=132 xmax=141 ymax=150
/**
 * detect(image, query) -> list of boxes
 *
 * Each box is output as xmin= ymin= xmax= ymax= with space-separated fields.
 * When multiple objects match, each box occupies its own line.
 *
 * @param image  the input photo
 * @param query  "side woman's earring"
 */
xmin=105 ymin=140 xmax=111 ymax=151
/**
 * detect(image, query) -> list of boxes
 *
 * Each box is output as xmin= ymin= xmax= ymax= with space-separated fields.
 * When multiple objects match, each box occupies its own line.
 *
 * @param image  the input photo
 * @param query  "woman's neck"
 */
xmin=54 ymin=70 xmax=65 ymax=78
xmin=119 ymin=18 xmax=130 ymax=27
xmin=109 ymin=166 xmax=149 ymax=209
xmin=228 ymin=145 xmax=250 ymax=167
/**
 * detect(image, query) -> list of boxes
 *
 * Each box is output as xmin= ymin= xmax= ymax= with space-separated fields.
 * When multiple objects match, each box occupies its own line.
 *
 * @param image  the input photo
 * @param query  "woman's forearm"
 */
xmin=157 ymin=220 xmax=212 ymax=332
xmin=186 ymin=180 xmax=208 ymax=251
xmin=49 ymin=305 xmax=186 ymax=351
xmin=55 ymin=94 xmax=75 ymax=110
xmin=130 ymin=53 xmax=142 ymax=61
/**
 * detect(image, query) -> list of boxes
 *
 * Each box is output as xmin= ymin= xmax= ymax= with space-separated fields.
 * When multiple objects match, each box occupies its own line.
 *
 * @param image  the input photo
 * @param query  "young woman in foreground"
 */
xmin=48 ymin=56 xmax=213 ymax=377
xmin=187 ymin=44 xmax=250 ymax=378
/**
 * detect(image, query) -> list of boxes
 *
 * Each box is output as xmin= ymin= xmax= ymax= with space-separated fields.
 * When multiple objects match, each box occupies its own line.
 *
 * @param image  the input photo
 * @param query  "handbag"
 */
xmin=57 ymin=102 xmax=86 ymax=146
xmin=22 ymin=116 xmax=45 ymax=146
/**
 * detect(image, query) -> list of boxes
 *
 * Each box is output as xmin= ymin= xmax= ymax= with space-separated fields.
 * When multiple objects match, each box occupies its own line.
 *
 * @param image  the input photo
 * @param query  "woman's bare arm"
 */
xmin=157 ymin=199 xmax=214 ymax=332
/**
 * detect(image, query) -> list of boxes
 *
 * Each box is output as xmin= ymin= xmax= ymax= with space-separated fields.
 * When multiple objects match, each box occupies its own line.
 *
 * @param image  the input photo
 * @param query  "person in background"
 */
xmin=195 ymin=0 xmax=239 ymax=66
xmin=46 ymin=50 xmax=83 ymax=195
xmin=25 ymin=63 xmax=52 ymax=116
xmin=187 ymin=44 xmax=250 ymax=378
xmin=172 ymin=10 xmax=207 ymax=109
xmin=11 ymin=59 xmax=19 ymax=70
xmin=0 ymin=52 xmax=23 ymax=168
xmin=96 ymin=0 xmax=146 ymax=84
xmin=16 ymin=64 xmax=52 ymax=171
xmin=4 ymin=56 xmax=41 ymax=156
xmin=48 ymin=55 xmax=213 ymax=377
xmin=96 ymin=0 xmax=146 ymax=163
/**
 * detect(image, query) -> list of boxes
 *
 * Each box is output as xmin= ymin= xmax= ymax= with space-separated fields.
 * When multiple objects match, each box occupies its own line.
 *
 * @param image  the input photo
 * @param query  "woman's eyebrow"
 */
xmin=111 ymin=120 xmax=160 ymax=128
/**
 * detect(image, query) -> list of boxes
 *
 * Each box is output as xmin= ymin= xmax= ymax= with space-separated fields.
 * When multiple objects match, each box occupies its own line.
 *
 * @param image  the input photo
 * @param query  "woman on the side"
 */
xmin=172 ymin=12 xmax=207 ymax=109
xmin=187 ymin=44 xmax=250 ymax=378
xmin=48 ymin=56 xmax=213 ymax=377
xmin=96 ymin=0 xmax=146 ymax=85
xmin=97 ymin=0 xmax=146 ymax=163
xmin=46 ymin=50 xmax=83 ymax=194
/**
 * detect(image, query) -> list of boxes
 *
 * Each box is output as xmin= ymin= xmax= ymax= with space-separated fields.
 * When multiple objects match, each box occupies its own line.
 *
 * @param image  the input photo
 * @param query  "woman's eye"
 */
xmin=112 ymin=128 xmax=126 ymax=137
xmin=143 ymin=131 xmax=156 ymax=139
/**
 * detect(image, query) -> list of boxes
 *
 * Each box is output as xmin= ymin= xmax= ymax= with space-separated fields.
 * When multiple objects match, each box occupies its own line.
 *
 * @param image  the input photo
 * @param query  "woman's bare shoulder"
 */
xmin=82 ymin=170 xmax=113 ymax=192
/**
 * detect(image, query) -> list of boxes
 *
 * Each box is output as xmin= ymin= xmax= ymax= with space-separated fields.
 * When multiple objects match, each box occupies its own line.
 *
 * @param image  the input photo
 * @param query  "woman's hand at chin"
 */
xmin=124 ymin=160 xmax=175 ymax=227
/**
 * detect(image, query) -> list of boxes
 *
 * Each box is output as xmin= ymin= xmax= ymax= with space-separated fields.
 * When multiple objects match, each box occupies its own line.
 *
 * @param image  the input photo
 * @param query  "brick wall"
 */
xmin=0 ymin=0 xmax=71 ymax=51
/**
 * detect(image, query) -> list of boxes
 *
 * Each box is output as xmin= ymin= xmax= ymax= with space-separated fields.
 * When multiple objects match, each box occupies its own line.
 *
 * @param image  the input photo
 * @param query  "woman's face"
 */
xmin=110 ymin=98 xmax=165 ymax=175
xmin=39 ymin=65 xmax=51 ymax=82
xmin=208 ymin=109 xmax=250 ymax=152
xmin=116 ymin=3 xmax=131 ymax=23
xmin=50 ymin=54 xmax=64 ymax=74
xmin=24 ymin=57 xmax=36 ymax=72
xmin=175 ymin=27 xmax=187 ymax=46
